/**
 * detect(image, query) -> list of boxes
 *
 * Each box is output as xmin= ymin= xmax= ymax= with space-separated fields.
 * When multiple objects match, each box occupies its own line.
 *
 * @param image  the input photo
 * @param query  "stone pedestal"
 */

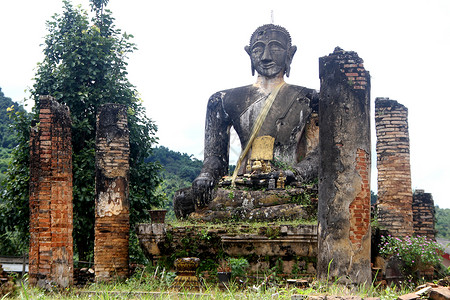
xmin=29 ymin=96 xmax=73 ymax=288
xmin=317 ymin=48 xmax=371 ymax=284
xmin=187 ymin=186 xmax=317 ymax=222
xmin=171 ymin=257 xmax=201 ymax=291
xmin=136 ymin=223 xmax=318 ymax=275
xmin=94 ymin=103 xmax=130 ymax=281
xmin=136 ymin=223 xmax=166 ymax=260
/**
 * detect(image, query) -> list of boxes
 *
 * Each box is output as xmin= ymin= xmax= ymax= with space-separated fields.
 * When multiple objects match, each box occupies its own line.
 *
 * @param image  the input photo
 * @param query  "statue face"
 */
xmin=248 ymin=29 xmax=290 ymax=78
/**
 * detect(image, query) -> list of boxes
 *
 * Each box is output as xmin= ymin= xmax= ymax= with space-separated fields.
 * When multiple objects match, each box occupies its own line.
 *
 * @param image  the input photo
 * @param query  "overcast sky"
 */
xmin=0 ymin=0 xmax=449 ymax=208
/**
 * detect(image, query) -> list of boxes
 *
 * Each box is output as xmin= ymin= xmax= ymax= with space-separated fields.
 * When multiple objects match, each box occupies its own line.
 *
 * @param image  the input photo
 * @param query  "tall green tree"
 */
xmin=1 ymin=0 xmax=164 ymax=260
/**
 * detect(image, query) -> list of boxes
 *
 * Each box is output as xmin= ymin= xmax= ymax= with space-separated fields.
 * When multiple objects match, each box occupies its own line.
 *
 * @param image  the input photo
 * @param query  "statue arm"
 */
xmin=293 ymin=88 xmax=320 ymax=183
xmin=193 ymin=92 xmax=231 ymax=206
xmin=293 ymin=147 xmax=319 ymax=183
xmin=202 ymin=92 xmax=231 ymax=180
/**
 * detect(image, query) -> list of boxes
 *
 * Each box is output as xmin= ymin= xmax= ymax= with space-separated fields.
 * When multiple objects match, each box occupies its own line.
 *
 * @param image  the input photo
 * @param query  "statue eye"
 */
xmin=269 ymin=45 xmax=284 ymax=53
xmin=252 ymin=46 xmax=263 ymax=55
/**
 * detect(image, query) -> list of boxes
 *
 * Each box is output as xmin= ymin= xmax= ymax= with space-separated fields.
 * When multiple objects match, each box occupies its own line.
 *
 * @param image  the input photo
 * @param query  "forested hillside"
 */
xmin=0 ymin=87 xmax=26 ymax=181
xmin=436 ymin=206 xmax=450 ymax=239
xmin=147 ymin=146 xmax=202 ymax=210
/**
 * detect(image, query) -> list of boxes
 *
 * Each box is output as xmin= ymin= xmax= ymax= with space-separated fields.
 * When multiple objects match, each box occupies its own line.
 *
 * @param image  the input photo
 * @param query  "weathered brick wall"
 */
xmin=29 ymin=95 xmax=73 ymax=288
xmin=94 ymin=103 xmax=130 ymax=282
xmin=375 ymin=97 xmax=413 ymax=237
xmin=349 ymin=149 xmax=371 ymax=249
xmin=412 ymin=190 xmax=436 ymax=239
xmin=318 ymin=47 xmax=371 ymax=284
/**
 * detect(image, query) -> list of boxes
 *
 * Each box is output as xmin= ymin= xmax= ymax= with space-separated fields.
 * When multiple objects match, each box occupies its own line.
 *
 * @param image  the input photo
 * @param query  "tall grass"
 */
xmin=8 ymin=265 xmax=415 ymax=300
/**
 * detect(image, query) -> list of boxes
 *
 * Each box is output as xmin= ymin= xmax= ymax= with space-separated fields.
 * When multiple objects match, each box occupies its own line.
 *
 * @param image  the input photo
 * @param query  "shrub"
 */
xmin=229 ymin=257 xmax=250 ymax=278
xmin=379 ymin=235 xmax=444 ymax=276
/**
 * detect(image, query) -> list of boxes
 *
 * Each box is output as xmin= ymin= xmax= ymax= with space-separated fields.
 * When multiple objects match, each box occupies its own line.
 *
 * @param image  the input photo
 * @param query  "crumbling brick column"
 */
xmin=29 ymin=95 xmax=73 ymax=288
xmin=375 ymin=98 xmax=413 ymax=237
xmin=317 ymin=47 xmax=371 ymax=284
xmin=94 ymin=103 xmax=130 ymax=281
xmin=412 ymin=190 xmax=436 ymax=240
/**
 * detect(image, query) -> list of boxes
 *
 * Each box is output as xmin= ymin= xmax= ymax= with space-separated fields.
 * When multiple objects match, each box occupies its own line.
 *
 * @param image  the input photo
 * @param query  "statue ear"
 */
xmin=244 ymin=45 xmax=251 ymax=56
xmin=285 ymin=45 xmax=297 ymax=77
xmin=245 ymin=45 xmax=255 ymax=76
xmin=289 ymin=45 xmax=298 ymax=58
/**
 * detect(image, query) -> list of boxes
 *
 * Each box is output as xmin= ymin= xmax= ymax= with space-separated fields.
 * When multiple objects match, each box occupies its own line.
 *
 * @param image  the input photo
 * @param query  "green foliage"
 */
xmin=228 ymin=257 xmax=250 ymax=279
xmin=291 ymin=192 xmax=311 ymax=206
xmin=270 ymin=158 xmax=295 ymax=172
xmin=435 ymin=206 xmax=450 ymax=239
xmin=0 ymin=88 xmax=25 ymax=149
xmin=1 ymin=0 xmax=162 ymax=259
xmin=0 ymin=105 xmax=33 ymax=256
xmin=370 ymin=191 xmax=377 ymax=205
xmin=0 ymin=227 xmax=29 ymax=256
xmin=147 ymin=146 xmax=202 ymax=184
xmin=0 ymin=148 xmax=11 ymax=183
xmin=0 ymin=88 xmax=27 ymax=183
xmin=379 ymin=235 xmax=444 ymax=278
xmin=147 ymin=146 xmax=202 ymax=216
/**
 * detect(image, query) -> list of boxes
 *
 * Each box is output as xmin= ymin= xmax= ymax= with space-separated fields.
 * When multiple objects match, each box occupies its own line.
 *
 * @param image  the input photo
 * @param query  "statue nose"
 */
xmin=261 ymin=47 xmax=272 ymax=62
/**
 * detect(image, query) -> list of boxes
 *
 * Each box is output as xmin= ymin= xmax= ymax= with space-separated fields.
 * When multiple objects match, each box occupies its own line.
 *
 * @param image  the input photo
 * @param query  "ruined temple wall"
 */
xmin=317 ymin=47 xmax=371 ymax=284
xmin=412 ymin=190 xmax=436 ymax=239
xmin=137 ymin=223 xmax=318 ymax=275
xmin=375 ymin=98 xmax=413 ymax=237
xmin=94 ymin=103 xmax=130 ymax=281
xmin=29 ymin=95 xmax=73 ymax=288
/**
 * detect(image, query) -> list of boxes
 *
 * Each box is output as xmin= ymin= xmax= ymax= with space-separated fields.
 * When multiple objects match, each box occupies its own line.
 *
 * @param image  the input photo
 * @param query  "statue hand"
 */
xmin=192 ymin=172 xmax=215 ymax=207
xmin=193 ymin=172 xmax=215 ymax=190
xmin=294 ymin=148 xmax=319 ymax=183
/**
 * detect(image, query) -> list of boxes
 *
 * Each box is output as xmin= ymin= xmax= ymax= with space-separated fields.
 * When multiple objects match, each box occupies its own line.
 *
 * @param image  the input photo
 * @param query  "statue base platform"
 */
xmin=136 ymin=222 xmax=318 ymax=276
xmin=190 ymin=186 xmax=317 ymax=222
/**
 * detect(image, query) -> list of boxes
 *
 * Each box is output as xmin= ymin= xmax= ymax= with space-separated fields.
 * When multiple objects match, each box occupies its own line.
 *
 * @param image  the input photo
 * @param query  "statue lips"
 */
xmin=261 ymin=62 xmax=276 ymax=69
xmin=257 ymin=62 xmax=284 ymax=78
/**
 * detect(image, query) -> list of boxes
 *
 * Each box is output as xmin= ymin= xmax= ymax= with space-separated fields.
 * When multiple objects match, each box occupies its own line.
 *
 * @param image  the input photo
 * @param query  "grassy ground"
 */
xmin=4 ymin=268 xmax=416 ymax=300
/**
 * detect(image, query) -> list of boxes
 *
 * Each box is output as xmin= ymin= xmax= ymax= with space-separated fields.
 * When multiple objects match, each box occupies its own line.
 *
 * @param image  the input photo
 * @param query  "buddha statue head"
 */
xmin=245 ymin=24 xmax=297 ymax=78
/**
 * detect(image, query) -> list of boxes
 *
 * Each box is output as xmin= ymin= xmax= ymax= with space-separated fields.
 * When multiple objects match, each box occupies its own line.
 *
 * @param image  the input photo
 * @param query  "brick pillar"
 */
xmin=412 ymin=190 xmax=436 ymax=240
xmin=317 ymin=47 xmax=371 ymax=284
xmin=29 ymin=95 xmax=73 ymax=288
xmin=94 ymin=103 xmax=130 ymax=281
xmin=375 ymin=98 xmax=413 ymax=237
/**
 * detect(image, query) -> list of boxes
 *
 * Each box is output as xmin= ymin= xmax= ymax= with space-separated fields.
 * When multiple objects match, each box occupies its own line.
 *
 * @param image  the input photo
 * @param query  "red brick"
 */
xmin=29 ymin=96 xmax=73 ymax=287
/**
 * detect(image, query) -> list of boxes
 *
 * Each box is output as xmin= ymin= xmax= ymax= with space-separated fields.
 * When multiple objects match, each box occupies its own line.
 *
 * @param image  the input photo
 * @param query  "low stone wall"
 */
xmin=136 ymin=223 xmax=318 ymax=275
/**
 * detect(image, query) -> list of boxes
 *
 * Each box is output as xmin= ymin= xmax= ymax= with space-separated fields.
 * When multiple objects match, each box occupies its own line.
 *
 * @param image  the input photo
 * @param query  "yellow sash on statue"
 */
xmin=231 ymin=82 xmax=285 ymax=187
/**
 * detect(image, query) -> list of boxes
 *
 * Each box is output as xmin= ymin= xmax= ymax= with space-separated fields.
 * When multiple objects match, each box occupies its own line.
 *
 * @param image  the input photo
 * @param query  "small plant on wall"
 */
xmin=217 ymin=259 xmax=232 ymax=284
xmin=217 ymin=259 xmax=231 ymax=273
xmin=229 ymin=257 xmax=250 ymax=279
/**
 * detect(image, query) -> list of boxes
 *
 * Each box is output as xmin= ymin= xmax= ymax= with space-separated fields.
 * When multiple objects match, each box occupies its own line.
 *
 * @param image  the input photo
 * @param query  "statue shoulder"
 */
xmin=220 ymin=84 xmax=254 ymax=99
xmin=285 ymin=84 xmax=318 ymax=98
xmin=208 ymin=85 xmax=254 ymax=109
xmin=285 ymin=84 xmax=319 ymax=111
xmin=208 ymin=85 xmax=252 ymax=102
